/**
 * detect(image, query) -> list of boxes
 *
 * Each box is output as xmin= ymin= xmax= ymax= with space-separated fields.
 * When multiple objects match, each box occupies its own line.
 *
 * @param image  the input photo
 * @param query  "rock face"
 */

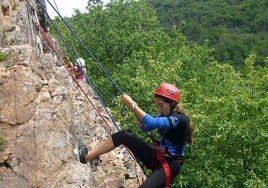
xmin=0 ymin=0 xmax=145 ymax=187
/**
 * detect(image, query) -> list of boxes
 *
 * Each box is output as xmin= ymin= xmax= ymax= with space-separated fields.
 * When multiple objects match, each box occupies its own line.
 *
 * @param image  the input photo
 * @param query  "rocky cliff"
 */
xmin=0 ymin=0 xmax=144 ymax=187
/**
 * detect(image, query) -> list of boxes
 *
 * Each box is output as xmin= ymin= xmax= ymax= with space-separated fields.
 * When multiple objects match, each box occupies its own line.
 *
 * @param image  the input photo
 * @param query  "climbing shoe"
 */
xmin=78 ymin=138 xmax=88 ymax=164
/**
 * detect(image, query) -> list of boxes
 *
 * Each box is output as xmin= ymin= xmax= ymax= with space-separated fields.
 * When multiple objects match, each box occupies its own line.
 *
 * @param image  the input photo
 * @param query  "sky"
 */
xmin=47 ymin=0 xmax=110 ymax=18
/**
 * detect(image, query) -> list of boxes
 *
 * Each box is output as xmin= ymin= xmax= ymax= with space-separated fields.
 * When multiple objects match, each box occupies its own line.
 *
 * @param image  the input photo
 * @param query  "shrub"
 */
xmin=0 ymin=51 xmax=7 ymax=62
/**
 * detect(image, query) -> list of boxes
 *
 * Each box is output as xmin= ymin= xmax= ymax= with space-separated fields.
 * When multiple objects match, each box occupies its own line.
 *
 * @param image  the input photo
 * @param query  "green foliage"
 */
xmin=0 ymin=136 xmax=4 ymax=151
xmin=4 ymin=63 xmax=12 ymax=69
xmin=0 ymin=51 xmax=7 ymax=62
xmin=146 ymin=0 xmax=268 ymax=66
xmin=54 ymin=0 xmax=172 ymax=102
xmin=51 ymin=0 xmax=267 ymax=187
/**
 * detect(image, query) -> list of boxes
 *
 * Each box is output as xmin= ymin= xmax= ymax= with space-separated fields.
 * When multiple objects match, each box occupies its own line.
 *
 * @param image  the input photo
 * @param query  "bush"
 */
xmin=0 ymin=51 xmax=7 ymax=62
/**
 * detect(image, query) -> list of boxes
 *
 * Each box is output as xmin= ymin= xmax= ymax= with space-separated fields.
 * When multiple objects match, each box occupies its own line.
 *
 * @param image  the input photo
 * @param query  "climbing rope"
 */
xmin=52 ymin=0 xmax=60 ymax=14
xmin=46 ymin=0 xmax=124 ymax=95
xmin=26 ymin=0 xmax=115 ymax=134
xmin=33 ymin=0 xmax=122 ymax=132
xmin=42 ymin=8 xmax=143 ymax=185
xmin=28 ymin=1 xmax=144 ymax=184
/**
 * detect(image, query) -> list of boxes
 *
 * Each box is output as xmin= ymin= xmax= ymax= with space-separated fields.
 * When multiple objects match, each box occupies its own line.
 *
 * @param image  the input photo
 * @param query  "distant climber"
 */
xmin=78 ymin=83 xmax=194 ymax=187
xmin=36 ymin=0 xmax=49 ymax=32
xmin=74 ymin=58 xmax=87 ymax=80
xmin=66 ymin=57 xmax=87 ymax=80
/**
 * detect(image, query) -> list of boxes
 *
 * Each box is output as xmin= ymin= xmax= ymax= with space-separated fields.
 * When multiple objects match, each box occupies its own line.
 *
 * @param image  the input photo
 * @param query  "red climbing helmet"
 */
xmin=154 ymin=83 xmax=181 ymax=103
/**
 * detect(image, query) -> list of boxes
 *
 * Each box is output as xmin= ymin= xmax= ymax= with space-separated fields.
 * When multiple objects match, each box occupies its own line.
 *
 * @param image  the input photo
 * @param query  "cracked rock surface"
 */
xmin=0 ymin=44 xmax=145 ymax=187
xmin=0 ymin=0 xmax=145 ymax=187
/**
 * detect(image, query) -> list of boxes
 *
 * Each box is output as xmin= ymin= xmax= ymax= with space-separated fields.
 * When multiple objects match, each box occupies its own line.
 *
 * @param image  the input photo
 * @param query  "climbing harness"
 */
xmin=153 ymin=141 xmax=172 ymax=188
xmin=133 ymin=115 xmax=174 ymax=188
xmin=135 ymin=111 xmax=188 ymax=187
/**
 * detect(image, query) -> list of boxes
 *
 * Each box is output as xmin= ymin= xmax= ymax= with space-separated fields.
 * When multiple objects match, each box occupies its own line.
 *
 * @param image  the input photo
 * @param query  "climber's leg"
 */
xmin=79 ymin=130 xmax=154 ymax=167
xmin=110 ymin=130 xmax=154 ymax=167
xmin=85 ymin=137 xmax=115 ymax=161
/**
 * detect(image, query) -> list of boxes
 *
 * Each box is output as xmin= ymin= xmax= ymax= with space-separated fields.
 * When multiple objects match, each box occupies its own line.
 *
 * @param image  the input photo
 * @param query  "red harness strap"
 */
xmin=153 ymin=141 xmax=172 ymax=188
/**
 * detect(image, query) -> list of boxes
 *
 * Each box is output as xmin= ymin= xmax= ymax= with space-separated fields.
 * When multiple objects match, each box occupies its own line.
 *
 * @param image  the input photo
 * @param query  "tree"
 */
xmin=146 ymin=0 xmax=268 ymax=66
xmin=51 ymin=1 xmax=268 ymax=187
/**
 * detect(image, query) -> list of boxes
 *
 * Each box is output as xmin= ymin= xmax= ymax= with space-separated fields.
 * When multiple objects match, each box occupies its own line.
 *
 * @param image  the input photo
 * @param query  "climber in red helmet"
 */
xmin=79 ymin=83 xmax=194 ymax=188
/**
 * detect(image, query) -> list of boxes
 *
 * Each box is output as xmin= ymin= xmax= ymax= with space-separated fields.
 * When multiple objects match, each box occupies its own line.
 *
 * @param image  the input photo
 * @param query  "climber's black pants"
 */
xmin=112 ymin=130 xmax=183 ymax=188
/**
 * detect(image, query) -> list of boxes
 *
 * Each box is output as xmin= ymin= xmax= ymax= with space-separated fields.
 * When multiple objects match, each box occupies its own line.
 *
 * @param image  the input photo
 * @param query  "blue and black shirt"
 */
xmin=141 ymin=113 xmax=189 ymax=157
